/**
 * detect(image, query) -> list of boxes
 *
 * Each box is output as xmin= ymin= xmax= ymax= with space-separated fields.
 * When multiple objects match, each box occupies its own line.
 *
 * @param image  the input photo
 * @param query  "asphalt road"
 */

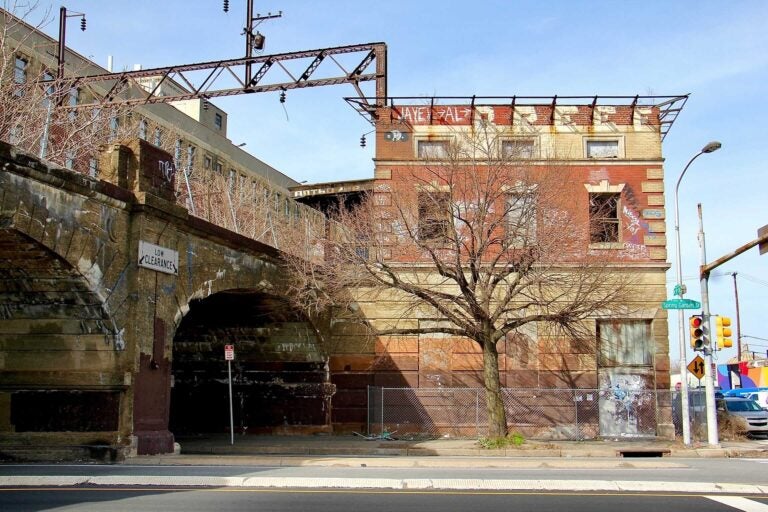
xmin=1 ymin=487 xmax=768 ymax=512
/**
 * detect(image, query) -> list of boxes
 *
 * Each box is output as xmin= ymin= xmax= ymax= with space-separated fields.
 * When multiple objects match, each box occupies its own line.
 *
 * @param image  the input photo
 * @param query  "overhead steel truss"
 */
xmin=64 ymin=42 xmax=387 ymax=110
xmin=346 ymin=94 xmax=689 ymax=140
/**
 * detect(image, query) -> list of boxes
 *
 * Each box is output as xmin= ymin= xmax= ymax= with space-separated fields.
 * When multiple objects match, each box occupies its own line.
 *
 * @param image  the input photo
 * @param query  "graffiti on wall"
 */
xmin=598 ymin=371 xmax=655 ymax=437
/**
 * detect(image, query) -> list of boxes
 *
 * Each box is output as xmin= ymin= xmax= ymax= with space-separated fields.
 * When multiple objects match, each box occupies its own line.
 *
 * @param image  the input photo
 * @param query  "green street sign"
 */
xmin=661 ymin=298 xmax=701 ymax=310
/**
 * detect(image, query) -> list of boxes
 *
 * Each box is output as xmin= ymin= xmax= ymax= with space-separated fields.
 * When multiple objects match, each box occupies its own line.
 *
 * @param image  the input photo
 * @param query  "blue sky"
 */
xmin=29 ymin=0 xmax=768 ymax=367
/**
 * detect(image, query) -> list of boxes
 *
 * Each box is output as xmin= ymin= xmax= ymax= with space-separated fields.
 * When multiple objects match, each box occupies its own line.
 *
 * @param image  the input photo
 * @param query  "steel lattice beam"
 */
xmin=67 ymin=42 xmax=387 ymax=110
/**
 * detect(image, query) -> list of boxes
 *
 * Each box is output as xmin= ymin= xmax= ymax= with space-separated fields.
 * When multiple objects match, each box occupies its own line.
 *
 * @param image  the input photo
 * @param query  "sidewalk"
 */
xmin=124 ymin=433 xmax=768 ymax=465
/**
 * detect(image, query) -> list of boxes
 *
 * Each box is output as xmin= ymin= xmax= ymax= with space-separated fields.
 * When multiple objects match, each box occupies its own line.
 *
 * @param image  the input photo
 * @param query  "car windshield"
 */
xmin=726 ymin=400 xmax=763 ymax=412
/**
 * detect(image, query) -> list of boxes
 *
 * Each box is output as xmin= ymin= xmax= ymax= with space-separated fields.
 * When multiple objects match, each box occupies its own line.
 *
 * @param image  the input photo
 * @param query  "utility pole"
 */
xmin=697 ymin=204 xmax=719 ymax=447
xmin=730 ymin=272 xmax=743 ymax=360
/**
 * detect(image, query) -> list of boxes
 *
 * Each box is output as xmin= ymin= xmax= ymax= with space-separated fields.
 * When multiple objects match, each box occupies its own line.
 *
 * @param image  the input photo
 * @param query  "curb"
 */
xmin=1 ymin=475 xmax=766 ymax=494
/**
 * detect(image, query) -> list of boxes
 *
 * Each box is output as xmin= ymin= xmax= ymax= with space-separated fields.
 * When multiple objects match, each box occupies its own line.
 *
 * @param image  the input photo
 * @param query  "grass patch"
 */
xmin=478 ymin=432 xmax=525 ymax=449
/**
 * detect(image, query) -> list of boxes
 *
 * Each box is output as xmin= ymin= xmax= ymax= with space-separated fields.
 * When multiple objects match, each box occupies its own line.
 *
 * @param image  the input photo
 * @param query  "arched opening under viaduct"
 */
xmin=170 ymin=290 xmax=334 ymax=437
xmin=0 ymin=229 xmax=124 ymax=453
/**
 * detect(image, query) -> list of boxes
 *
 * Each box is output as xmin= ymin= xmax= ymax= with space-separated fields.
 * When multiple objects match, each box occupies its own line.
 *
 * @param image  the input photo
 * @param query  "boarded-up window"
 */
xmin=598 ymin=320 xmax=652 ymax=367
xmin=417 ymin=140 xmax=449 ymax=159
xmin=586 ymin=140 xmax=619 ymax=158
xmin=589 ymin=193 xmax=620 ymax=243
xmin=418 ymin=191 xmax=450 ymax=242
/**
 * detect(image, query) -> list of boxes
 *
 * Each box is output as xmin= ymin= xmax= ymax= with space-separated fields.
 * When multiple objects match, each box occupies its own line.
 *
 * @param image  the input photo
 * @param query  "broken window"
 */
xmin=418 ymin=191 xmax=450 ymax=242
xmin=589 ymin=193 xmax=620 ymax=243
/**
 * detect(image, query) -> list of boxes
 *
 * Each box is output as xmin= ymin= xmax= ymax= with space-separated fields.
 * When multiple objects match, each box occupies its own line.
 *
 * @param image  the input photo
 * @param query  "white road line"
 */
xmin=705 ymin=496 xmax=768 ymax=511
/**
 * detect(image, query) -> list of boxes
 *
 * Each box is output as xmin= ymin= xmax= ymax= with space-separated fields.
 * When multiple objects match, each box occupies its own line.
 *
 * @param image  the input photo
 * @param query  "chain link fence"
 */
xmin=367 ymin=387 xmax=678 ymax=440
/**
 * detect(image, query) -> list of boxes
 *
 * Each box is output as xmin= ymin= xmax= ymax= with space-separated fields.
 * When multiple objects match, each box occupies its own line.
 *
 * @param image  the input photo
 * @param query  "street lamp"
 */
xmin=673 ymin=140 xmax=721 ymax=445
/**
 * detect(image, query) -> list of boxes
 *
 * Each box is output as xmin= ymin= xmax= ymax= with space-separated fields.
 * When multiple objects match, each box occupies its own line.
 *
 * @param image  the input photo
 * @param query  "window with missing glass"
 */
xmin=417 ymin=140 xmax=450 ymax=159
xmin=214 ymin=113 xmax=223 ymax=131
xmin=586 ymin=140 xmax=619 ymax=158
xmin=502 ymin=139 xmax=536 ymax=159
xmin=589 ymin=193 xmax=620 ymax=243
xmin=418 ymin=191 xmax=450 ymax=242
xmin=138 ymin=120 xmax=148 ymax=140
xmin=154 ymin=128 xmax=162 ymax=146
xmin=598 ymin=320 xmax=653 ymax=366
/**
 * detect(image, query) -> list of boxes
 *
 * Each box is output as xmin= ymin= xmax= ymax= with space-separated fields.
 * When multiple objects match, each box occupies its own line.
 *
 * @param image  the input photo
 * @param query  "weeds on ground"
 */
xmin=478 ymin=432 xmax=525 ymax=449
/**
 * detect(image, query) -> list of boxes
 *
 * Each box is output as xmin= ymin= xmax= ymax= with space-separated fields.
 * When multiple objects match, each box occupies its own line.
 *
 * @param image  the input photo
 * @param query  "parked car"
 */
xmin=743 ymin=392 xmax=768 ymax=411
xmin=717 ymin=397 xmax=768 ymax=437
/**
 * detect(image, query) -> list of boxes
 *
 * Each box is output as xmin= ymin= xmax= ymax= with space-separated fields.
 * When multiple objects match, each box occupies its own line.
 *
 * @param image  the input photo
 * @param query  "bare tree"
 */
xmin=283 ymin=123 xmax=637 ymax=437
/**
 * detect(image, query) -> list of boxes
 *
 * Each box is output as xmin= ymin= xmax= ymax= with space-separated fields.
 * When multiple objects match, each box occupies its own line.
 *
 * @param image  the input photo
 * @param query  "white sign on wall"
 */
xmin=138 ymin=241 xmax=179 ymax=275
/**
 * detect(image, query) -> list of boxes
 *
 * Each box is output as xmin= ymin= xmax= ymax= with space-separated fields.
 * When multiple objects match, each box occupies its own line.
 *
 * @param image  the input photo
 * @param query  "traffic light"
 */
xmin=689 ymin=315 xmax=707 ymax=351
xmin=715 ymin=316 xmax=733 ymax=349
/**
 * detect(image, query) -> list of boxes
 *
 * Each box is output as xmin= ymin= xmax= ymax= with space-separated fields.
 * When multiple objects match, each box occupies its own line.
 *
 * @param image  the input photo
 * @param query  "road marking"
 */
xmin=705 ymin=496 xmax=768 ymax=511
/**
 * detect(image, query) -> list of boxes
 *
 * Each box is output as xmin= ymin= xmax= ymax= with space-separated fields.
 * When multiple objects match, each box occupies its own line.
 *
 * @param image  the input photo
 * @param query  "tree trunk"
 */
xmin=482 ymin=337 xmax=507 ymax=437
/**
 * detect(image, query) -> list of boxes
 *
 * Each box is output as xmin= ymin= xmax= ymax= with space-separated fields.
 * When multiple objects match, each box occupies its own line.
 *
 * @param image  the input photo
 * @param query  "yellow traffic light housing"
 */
xmin=716 ymin=316 xmax=733 ymax=349
xmin=689 ymin=315 xmax=707 ymax=351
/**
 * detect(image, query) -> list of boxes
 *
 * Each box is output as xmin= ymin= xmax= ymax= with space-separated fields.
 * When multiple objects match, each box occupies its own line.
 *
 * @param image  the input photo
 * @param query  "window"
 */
xmin=589 ymin=193 xmax=620 ymax=243
xmin=109 ymin=116 xmax=119 ymax=141
xmin=239 ymin=174 xmax=248 ymax=198
xmin=228 ymin=169 xmax=236 ymax=193
xmin=417 ymin=140 xmax=449 ymax=159
xmin=42 ymin=71 xmax=55 ymax=102
xmin=138 ymin=120 xmax=148 ymax=140
xmin=65 ymin=151 xmax=75 ymax=170
xmin=88 ymin=158 xmax=98 ymax=177
xmin=186 ymin=145 xmax=196 ymax=170
xmin=214 ymin=162 xmax=223 ymax=175
xmin=174 ymin=140 xmax=182 ymax=166
xmin=214 ymin=113 xmax=223 ymax=130
xmin=68 ymin=88 xmax=79 ymax=121
xmin=204 ymin=156 xmax=212 ymax=170
xmin=154 ymin=128 xmax=162 ymax=147
xmin=586 ymin=140 xmax=619 ymax=158
xmin=502 ymin=139 xmax=536 ymax=159
xmin=506 ymin=191 xmax=537 ymax=245
xmin=9 ymin=125 xmax=21 ymax=144
xmin=14 ymin=56 xmax=27 ymax=96
xmin=418 ymin=191 xmax=450 ymax=242
xmin=598 ymin=320 xmax=652 ymax=366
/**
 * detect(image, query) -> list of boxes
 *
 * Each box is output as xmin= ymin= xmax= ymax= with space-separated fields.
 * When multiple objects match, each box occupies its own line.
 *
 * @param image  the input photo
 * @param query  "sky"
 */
xmin=24 ymin=0 xmax=768 ymax=368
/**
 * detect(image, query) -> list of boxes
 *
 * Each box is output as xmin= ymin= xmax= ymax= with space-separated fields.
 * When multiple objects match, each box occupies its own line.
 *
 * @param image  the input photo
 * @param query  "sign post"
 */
xmin=224 ymin=344 xmax=235 ymax=445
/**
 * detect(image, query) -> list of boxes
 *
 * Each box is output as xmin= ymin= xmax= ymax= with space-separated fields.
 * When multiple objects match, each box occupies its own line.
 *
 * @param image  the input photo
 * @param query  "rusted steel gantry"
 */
xmin=63 ymin=42 xmax=387 ymax=111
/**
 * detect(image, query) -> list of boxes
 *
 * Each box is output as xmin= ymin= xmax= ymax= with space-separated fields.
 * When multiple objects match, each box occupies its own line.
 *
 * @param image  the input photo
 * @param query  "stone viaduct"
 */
xmin=0 ymin=140 xmax=345 ymax=459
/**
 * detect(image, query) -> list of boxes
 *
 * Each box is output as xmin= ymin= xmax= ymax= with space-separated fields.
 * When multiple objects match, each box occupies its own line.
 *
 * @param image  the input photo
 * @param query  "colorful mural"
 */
xmin=717 ymin=363 xmax=768 ymax=390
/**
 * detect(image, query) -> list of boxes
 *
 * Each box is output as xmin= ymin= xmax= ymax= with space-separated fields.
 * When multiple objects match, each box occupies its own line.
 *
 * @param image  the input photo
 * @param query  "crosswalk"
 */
xmin=705 ymin=496 xmax=768 ymax=511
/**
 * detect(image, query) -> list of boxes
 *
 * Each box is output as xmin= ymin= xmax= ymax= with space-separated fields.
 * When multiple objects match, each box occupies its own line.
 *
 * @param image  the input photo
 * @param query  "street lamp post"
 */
xmin=673 ymin=141 xmax=721 ymax=445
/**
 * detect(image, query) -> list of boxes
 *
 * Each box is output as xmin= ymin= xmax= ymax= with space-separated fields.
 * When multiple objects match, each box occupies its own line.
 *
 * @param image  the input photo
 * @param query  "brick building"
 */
xmin=315 ymin=96 xmax=687 ymax=438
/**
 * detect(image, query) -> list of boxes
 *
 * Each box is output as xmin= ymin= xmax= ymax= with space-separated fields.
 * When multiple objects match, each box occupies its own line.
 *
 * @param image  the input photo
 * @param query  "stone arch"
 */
xmin=0 ymin=228 xmax=129 ymax=457
xmin=169 ymin=288 xmax=334 ymax=436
